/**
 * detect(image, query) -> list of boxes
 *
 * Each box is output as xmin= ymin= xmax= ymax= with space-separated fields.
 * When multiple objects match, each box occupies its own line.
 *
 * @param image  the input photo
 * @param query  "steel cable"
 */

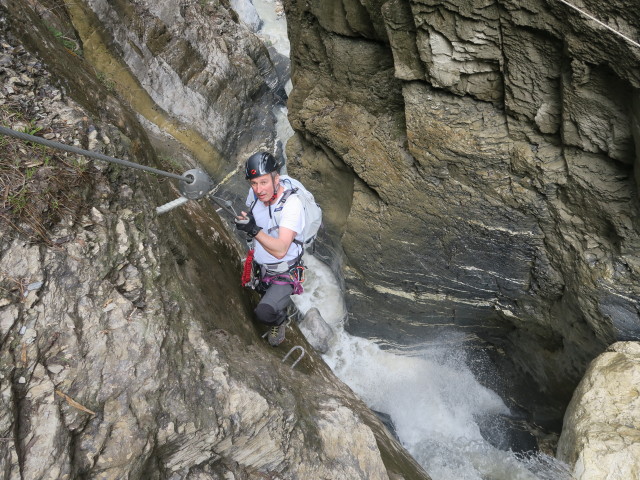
xmin=555 ymin=0 xmax=640 ymax=49
xmin=0 ymin=125 xmax=189 ymax=182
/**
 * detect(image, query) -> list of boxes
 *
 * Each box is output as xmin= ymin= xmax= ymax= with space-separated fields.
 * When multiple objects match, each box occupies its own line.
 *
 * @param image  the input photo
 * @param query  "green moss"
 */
xmin=46 ymin=25 xmax=81 ymax=53
xmin=96 ymin=71 xmax=116 ymax=92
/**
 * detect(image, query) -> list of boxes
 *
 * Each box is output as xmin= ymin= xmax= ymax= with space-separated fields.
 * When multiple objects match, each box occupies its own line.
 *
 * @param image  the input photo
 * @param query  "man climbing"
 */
xmin=234 ymin=152 xmax=306 ymax=346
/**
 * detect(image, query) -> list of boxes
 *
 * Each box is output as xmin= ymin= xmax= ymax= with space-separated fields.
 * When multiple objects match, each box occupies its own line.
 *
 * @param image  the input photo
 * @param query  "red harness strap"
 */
xmin=241 ymin=249 xmax=255 ymax=286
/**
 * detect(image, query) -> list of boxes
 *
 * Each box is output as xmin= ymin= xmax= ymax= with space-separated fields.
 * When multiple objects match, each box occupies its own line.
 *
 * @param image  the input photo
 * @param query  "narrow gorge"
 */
xmin=0 ymin=0 xmax=638 ymax=479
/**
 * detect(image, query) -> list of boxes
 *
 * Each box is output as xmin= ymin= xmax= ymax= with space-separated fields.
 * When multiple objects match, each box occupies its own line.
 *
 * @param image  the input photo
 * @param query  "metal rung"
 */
xmin=156 ymin=196 xmax=189 ymax=215
xmin=283 ymin=345 xmax=305 ymax=369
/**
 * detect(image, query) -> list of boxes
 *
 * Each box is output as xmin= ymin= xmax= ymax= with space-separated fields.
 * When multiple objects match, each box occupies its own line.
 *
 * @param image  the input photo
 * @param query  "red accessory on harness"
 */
xmin=241 ymin=249 xmax=255 ymax=286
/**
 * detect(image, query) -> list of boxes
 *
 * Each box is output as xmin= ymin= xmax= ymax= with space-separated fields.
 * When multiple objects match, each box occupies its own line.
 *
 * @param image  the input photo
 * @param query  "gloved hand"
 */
xmin=235 ymin=212 xmax=262 ymax=238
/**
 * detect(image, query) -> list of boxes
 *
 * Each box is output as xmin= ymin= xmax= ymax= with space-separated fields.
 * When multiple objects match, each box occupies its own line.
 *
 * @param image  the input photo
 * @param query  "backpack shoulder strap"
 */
xmin=269 ymin=189 xmax=302 ymax=247
xmin=279 ymin=188 xmax=296 ymax=205
xmin=249 ymin=196 xmax=258 ymax=213
xmin=271 ymin=189 xmax=296 ymax=227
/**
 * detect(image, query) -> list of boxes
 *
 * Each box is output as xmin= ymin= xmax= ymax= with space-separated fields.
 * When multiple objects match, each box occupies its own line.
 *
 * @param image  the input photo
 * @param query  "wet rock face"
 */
xmin=0 ymin=13 xmax=430 ymax=480
xmin=557 ymin=342 xmax=640 ymax=479
xmin=283 ymin=0 xmax=640 ymax=414
xmin=25 ymin=0 xmax=286 ymax=168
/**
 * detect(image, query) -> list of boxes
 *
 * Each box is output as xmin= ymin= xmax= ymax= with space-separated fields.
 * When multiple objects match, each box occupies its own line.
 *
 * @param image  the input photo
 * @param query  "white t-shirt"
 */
xmin=245 ymin=187 xmax=305 ymax=265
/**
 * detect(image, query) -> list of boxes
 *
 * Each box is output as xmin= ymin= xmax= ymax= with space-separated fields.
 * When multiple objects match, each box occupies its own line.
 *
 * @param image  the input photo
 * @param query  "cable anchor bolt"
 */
xmin=156 ymin=168 xmax=214 ymax=215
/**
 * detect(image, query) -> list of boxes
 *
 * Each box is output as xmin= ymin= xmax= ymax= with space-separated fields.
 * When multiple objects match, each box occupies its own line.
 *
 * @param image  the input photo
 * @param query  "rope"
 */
xmin=0 ymin=125 xmax=189 ymax=182
xmin=241 ymin=249 xmax=255 ymax=286
xmin=208 ymin=165 xmax=239 ymax=195
xmin=555 ymin=0 xmax=640 ymax=49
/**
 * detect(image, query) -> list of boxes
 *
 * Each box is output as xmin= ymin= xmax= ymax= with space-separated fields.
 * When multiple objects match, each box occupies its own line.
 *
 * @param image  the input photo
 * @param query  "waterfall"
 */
xmin=293 ymin=256 xmax=572 ymax=480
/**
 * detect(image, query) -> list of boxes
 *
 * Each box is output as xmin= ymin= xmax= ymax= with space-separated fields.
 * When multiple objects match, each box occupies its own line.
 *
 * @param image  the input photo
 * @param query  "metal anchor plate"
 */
xmin=179 ymin=168 xmax=213 ymax=200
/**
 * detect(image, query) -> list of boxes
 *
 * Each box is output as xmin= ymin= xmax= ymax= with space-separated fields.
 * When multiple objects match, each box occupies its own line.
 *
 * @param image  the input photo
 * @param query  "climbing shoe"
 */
xmin=268 ymin=323 xmax=286 ymax=346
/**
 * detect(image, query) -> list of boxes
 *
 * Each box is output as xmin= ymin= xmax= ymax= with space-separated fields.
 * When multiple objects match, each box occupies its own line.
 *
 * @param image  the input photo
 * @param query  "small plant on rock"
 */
xmin=0 ymin=107 xmax=92 ymax=244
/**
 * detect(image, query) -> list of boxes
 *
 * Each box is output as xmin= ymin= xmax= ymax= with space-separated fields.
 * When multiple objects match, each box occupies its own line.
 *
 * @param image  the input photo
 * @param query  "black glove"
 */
xmin=235 ymin=213 xmax=262 ymax=238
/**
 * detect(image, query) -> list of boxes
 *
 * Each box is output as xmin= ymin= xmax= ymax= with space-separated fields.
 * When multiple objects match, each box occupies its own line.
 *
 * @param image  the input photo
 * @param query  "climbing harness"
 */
xmin=243 ymin=254 xmax=306 ymax=294
xmin=555 ymin=0 xmax=640 ymax=49
xmin=260 ymin=263 xmax=305 ymax=295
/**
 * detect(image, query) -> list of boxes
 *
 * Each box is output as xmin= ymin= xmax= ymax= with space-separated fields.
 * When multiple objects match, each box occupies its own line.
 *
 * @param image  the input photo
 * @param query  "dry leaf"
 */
xmin=55 ymin=390 xmax=96 ymax=415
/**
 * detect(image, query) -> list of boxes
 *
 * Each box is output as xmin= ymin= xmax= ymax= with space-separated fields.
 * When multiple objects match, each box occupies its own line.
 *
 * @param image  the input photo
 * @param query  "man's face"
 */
xmin=250 ymin=173 xmax=279 ymax=202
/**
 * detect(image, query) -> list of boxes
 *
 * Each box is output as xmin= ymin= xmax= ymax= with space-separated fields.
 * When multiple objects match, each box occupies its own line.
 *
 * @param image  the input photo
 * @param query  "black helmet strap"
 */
xmin=268 ymin=172 xmax=280 ymax=207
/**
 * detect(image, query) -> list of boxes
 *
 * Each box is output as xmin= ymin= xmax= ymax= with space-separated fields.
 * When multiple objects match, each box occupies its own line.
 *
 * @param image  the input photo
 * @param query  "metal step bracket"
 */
xmin=283 ymin=345 xmax=305 ymax=369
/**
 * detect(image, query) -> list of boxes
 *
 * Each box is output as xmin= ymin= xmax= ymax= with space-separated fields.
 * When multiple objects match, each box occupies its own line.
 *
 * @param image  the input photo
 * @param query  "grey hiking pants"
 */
xmin=254 ymin=282 xmax=293 ymax=326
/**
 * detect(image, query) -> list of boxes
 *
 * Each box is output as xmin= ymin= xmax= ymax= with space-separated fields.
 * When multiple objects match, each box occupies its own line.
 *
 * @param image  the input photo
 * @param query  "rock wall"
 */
xmin=0 ymin=4 xmax=429 ymax=480
xmin=557 ymin=341 xmax=640 ymax=479
xmin=18 ymin=0 xmax=287 ymax=175
xmin=282 ymin=0 xmax=640 ymax=419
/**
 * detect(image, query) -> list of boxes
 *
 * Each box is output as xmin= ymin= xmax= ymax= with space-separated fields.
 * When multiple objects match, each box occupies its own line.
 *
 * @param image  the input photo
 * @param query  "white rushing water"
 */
xmin=233 ymin=0 xmax=290 ymax=57
xmin=293 ymin=255 xmax=572 ymax=480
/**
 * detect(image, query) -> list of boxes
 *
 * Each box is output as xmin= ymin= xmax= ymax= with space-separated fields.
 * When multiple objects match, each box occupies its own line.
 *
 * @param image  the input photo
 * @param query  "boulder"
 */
xmin=557 ymin=342 xmax=640 ymax=479
xmin=299 ymin=307 xmax=336 ymax=353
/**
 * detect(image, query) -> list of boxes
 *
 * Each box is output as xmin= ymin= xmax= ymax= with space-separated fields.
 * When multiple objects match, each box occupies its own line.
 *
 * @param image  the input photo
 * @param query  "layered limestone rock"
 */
xmin=557 ymin=342 xmax=640 ymax=480
xmin=283 ymin=0 xmax=640 ymax=420
xmin=0 ymin=7 xmax=429 ymax=480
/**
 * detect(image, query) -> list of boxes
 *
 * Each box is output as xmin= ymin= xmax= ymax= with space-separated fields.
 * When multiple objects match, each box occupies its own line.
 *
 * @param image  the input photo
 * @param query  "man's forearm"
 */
xmin=254 ymin=231 xmax=290 ymax=259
